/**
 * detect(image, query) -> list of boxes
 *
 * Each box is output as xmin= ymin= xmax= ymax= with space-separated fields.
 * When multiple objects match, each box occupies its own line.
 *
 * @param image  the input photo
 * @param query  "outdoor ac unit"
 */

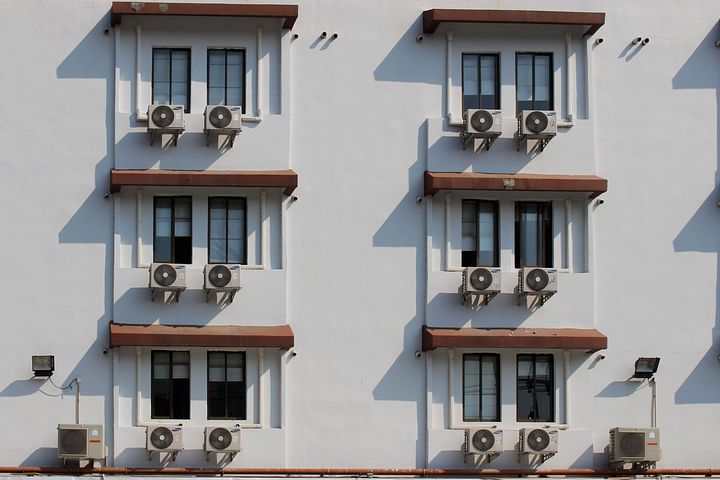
xmin=148 ymin=104 xmax=185 ymax=132
xmin=149 ymin=263 xmax=186 ymax=290
xmin=465 ymin=109 xmax=502 ymax=136
xmin=205 ymin=264 xmax=241 ymax=291
xmin=609 ymin=427 xmax=661 ymax=465
xmin=204 ymin=426 xmax=242 ymax=455
xmin=519 ymin=267 xmax=558 ymax=295
xmin=463 ymin=267 xmax=501 ymax=294
xmin=57 ymin=424 xmax=105 ymax=461
xmin=204 ymin=105 xmax=242 ymax=133
xmin=519 ymin=110 xmax=557 ymax=137
xmin=465 ymin=428 xmax=503 ymax=455
xmin=519 ymin=427 xmax=559 ymax=455
xmin=146 ymin=425 xmax=183 ymax=453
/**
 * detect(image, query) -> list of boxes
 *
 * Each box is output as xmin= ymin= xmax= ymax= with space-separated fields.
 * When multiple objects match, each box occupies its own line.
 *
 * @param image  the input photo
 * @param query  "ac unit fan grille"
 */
xmin=59 ymin=429 xmax=87 ymax=456
xmin=525 ymin=111 xmax=548 ymax=133
xmin=152 ymin=105 xmax=175 ymax=128
xmin=470 ymin=110 xmax=493 ymax=132
xmin=469 ymin=268 xmax=493 ymax=291
xmin=208 ymin=265 xmax=232 ymax=288
xmin=527 ymin=429 xmax=551 ymax=452
xmin=526 ymin=268 xmax=549 ymax=291
xmin=150 ymin=426 xmax=174 ymax=449
xmin=209 ymin=106 xmax=233 ymax=128
xmin=154 ymin=264 xmax=177 ymax=287
xmin=209 ymin=427 xmax=233 ymax=450
xmin=618 ymin=432 xmax=645 ymax=458
xmin=472 ymin=429 xmax=496 ymax=452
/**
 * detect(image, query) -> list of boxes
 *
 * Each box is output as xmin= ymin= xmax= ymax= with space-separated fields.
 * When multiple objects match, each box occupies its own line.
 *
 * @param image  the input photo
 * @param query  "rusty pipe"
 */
xmin=0 ymin=467 xmax=719 ymax=477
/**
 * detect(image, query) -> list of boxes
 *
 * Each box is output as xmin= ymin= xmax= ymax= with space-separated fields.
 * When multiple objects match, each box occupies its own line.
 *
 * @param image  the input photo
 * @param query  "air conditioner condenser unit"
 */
xmin=204 ymin=105 xmax=242 ymax=147
xmin=149 ymin=263 xmax=187 ymax=302
xmin=519 ymin=427 xmax=558 ymax=462
xmin=147 ymin=104 xmax=185 ymax=146
xmin=463 ymin=109 xmax=502 ymax=151
xmin=204 ymin=426 xmax=242 ymax=460
xmin=146 ymin=424 xmax=183 ymax=460
xmin=204 ymin=264 xmax=242 ymax=302
xmin=464 ymin=428 xmax=503 ymax=461
xmin=609 ymin=427 xmax=660 ymax=467
xmin=57 ymin=424 xmax=105 ymax=463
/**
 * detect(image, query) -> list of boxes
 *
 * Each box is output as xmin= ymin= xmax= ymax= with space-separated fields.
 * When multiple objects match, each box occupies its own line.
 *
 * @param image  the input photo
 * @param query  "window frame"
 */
xmin=207 ymin=351 xmax=247 ymax=420
xmin=153 ymin=196 xmax=193 ymax=264
xmin=514 ymin=201 xmax=553 ymax=268
xmin=462 ymin=353 xmax=501 ymax=422
xmin=152 ymin=47 xmax=192 ymax=113
xmin=461 ymin=199 xmax=500 ymax=268
xmin=206 ymin=48 xmax=247 ymax=113
xmin=151 ymin=350 xmax=191 ymax=420
xmin=514 ymin=52 xmax=554 ymax=113
xmin=516 ymin=353 xmax=555 ymax=423
xmin=461 ymin=53 xmax=501 ymax=111
xmin=207 ymin=197 xmax=248 ymax=265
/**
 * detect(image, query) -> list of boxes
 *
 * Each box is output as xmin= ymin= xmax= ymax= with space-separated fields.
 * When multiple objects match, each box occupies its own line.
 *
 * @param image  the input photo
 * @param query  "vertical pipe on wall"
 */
xmin=565 ymin=199 xmax=573 ymax=272
xmin=135 ymin=347 xmax=142 ymax=427
xmin=75 ymin=378 xmax=81 ymax=424
xmin=425 ymin=351 xmax=433 ymax=468
xmin=111 ymin=349 xmax=119 ymax=467
xmin=444 ymin=193 xmax=451 ymax=271
xmin=257 ymin=348 xmax=265 ymax=427
xmin=650 ymin=378 xmax=657 ymax=428
xmin=135 ymin=25 xmax=147 ymax=121
xmin=256 ymin=26 xmax=264 ymax=118
xmin=448 ymin=348 xmax=456 ymax=429
xmin=137 ymin=190 xmax=143 ymax=268
xmin=260 ymin=190 xmax=267 ymax=269
xmin=445 ymin=32 xmax=462 ymax=127
xmin=565 ymin=32 xmax=575 ymax=123
xmin=563 ymin=350 xmax=571 ymax=427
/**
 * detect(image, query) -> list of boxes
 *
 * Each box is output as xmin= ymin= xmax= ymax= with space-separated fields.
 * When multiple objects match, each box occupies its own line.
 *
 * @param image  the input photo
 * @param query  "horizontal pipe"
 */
xmin=0 ymin=467 xmax=719 ymax=477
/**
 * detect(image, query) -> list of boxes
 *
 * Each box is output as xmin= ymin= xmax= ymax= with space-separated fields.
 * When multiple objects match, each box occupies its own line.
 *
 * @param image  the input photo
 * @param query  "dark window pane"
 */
xmin=463 ymin=354 xmax=500 ymax=422
xmin=173 ymin=378 xmax=190 ymax=419
xmin=207 ymin=49 xmax=245 ymax=108
xmin=479 ymin=55 xmax=497 ymax=109
xmin=477 ymin=202 xmax=496 ymax=266
xmin=517 ymin=354 xmax=554 ymax=422
xmin=152 ymin=350 xmax=190 ymax=420
xmin=208 ymin=198 xmax=246 ymax=264
xmin=515 ymin=202 xmax=552 ymax=268
xmin=516 ymin=53 xmax=553 ymax=111
xmin=153 ymin=49 xmax=190 ymax=112
xmin=207 ymin=351 xmax=246 ymax=420
xmin=462 ymin=200 xmax=477 ymax=267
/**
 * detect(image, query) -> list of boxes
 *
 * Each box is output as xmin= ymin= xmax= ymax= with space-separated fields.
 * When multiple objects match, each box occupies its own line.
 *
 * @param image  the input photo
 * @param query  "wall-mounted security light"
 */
xmin=632 ymin=357 xmax=660 ymax=379
xmin=32 ymin=355 xmax=55 ymax=378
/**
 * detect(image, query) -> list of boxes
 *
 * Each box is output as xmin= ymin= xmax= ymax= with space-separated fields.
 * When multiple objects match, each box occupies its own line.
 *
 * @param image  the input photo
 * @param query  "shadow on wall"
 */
xmin=671 ymin=22 xmax=720 ymax=405
xmin=373 ymin=17 xmax=443 ymax=85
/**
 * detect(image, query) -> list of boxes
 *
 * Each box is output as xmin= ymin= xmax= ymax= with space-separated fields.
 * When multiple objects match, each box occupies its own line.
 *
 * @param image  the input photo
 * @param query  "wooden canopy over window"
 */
xmin=422 ymin=9 xmax=605 ymax=36
xmin=422 ymin=326 xmax=607 ymax=353
xmin=424 ymin=171 xmax=607 ymax=198
xmin=109 ymin=322 xmax=294 ymax=349
xmin=110 ymin=169 xmax=298 ymax=195
xmin=110 ymin=2 xmax=299 ymax=29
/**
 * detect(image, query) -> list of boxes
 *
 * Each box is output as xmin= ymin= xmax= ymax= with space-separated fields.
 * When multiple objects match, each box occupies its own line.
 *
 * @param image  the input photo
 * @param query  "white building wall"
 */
xmin=0 ymin=0 xmax=718 ymax=472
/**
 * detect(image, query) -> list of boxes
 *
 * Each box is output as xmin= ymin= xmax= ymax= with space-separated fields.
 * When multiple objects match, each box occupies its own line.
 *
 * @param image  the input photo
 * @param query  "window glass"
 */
xmin=479 ymin=55 xmax=497 ymax=108
xmin=462 ymin=54 xmax=499 ymax=110
xmin=207 ymin=351 xmax=246 ymax=420
xmin=517 ymin=354 xmax=554 ymax=422
xmin=152 ymin=49 xmax=190 ymax=112
xmin=208 ymin=197 xmax=247 ymax=264
xmin=477 ymin=202 xmax=496 ymax=266
xmin=207 ymin=49 xmax=245 ymax=110
xmin=463 ymin=354 xmax=500 ymax=422
xmin=462 ymin=200 xmax=498 ymax=267
xmin=515 ymin=202 xmax=552 ymax=268
xmin=152 ymin=350 xmax=190 ymax=419
xmin=516 ymin=53 xmax=553 ymax=112
xmin=154 ymin=197 xmax=192 ymax=264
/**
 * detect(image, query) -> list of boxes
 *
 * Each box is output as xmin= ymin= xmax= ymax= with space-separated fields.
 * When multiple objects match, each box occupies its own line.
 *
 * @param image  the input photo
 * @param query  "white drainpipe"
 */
xmin=135 ymin=25 xmax=147 ymax=121
xmin=445 ymin=31 xmax=464 ymax=127
xmin=565 ymin=199 xmax=574 ymax=272
xmin=243 ymin=26 xmax=264 ymax=123
xmin=558 ymin=32 xmax=575 ymax=128
xmin=136 ymin=190 xmax=146 ymax=268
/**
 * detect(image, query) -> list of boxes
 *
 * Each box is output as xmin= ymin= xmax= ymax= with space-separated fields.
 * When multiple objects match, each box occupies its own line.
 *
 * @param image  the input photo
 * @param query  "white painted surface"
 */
xmin=0 ymin=0 xmax=718 ymax=472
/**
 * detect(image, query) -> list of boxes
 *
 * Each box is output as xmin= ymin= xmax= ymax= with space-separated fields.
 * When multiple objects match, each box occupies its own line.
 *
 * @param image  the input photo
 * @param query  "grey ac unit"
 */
xmin=57 ymin=424 xmax=105 ymax=461
xmin=462 ymin=267 xmax=501 ymax=294
xmin=146 ymin=424 xmax=183 ymax=454
xmin=204 ymin=426 xmax=242 ymax=456
xmin=149 ymin=263 xmax=186 ymax=301
xmin=519 ymin=110 xmax=557 ymax=137
xmin=204 ymin=264 xmax=242 ymax=302
xmin=204 ymin=105 xmax=242 ymax=133
xmin=519 ymin=427 xmax=559 ymax=455
xmin=464 ymin=428 xmax=503 ymax=455
xmin=148 ymin=104 xmax=185 ymax=132
xmin=609 ymin=427 xmax=661 ymax=466
xmin=518 ymin=267 xmax=558 ymax=296
xmin=465 ymin=109 xmax=502 ymax=136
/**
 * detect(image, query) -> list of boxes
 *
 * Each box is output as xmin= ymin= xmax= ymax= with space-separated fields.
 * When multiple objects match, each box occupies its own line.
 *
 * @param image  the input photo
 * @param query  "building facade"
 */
xmin=0 ymin=0 xmax=719 ymax=473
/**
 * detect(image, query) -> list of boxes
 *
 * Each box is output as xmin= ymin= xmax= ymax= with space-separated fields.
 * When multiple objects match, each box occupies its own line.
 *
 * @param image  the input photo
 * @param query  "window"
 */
xmin=463 ymin=354 xmax=500 ymax=422
xmin=153 ymin=48 xmax=191 ymax=113
xmin=207 ymin=49 xmax=246 ymax=110
xmin=516 ymin=53 xmax=553 ymax=112
xmin=461 ymin=200 xmax=499 ymax=268
xmin=154 ymin=197 xmax=192 ymax=264
xmin=208 ymin=197 xmax=247 ymax=264
xmin=517 ymin=354 xmax=554 ymax=422
xmin=207 ymin=352 xmax=246 ymax=420
xmin=151 ymin=351 xmax=190 ymax=419
xmin=462 ymin=54 xmax=500 ymax=110
xmin=515 ymin=202 xmax=552 ymax=268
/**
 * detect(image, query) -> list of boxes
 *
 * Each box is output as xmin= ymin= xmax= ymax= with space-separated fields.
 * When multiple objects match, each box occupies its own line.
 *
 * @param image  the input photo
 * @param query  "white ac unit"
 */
xmin=519 ymin=267 xmax=558 ymax=295
xmin=57 ymin=424 xmax=105 ymax=461
xmin=204 ymin=105 xmax=242 ymax=133
xmin=519 ymin=427 xmax=559 ymax=455
xmin=465 ymin=428 xmax=503 ymax=455
xmin=205 ymin=264 xmax=241 ymax=291
xmin=204 ymin=426 xmax=242 ymax=455
xmin=463 ymin=267 xmax=501 ymax=294
xmin=609 ymin=427 xmax=661 ymax=465
xmin=465 ymin=109 xmax=502 ymax=136
xmin=148 ymin=104 xmax=185 ymax=132
xmin=149 ymin=263 xmax=186 ymax=290
xmin=519 ymin=110 xmax=557 ymax=137
xmin=146 ymin=425 xmax=183 ymax=453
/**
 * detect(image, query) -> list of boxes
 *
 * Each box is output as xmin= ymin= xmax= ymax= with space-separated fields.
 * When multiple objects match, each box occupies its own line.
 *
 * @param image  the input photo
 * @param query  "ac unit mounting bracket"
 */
xmin=464 ymin=451 xmax=501 ymax=464
xmin=149 ymin=130 xmax=180 ymax=147
xmin=205 ymin=288 xmax=239 ymax=303
xmin=515 ymin=117 xmax=554 ymax=152
xmin=461 ymin=290 xmax=498 ymax=308
xmin=205 ymin=130 xmax=239 ymax=148
xmin=462 ymin=132 xmax=499 ymax=151
xmin=151 ymin=288 xmax=183 ymax=302
xmin=516 ymin=291 xmax=554 ymax=306
xmin=149 ymin=450 xmax=179 ymax=462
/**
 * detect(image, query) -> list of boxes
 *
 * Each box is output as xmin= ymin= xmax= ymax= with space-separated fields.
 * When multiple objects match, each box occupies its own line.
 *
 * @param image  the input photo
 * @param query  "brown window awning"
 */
xmin=110 ymin=169 xmax=298 ymax=195
xmin=111 ymin=2 xmax=299 ymax=29
xmin=424 ymin=171 xmax=607 ymax=199
xmin=423 ymin=9 xmax=605 ymax=36
xmin=422 ymin=326 xmax=607 ymax=353
xmin=109 ymin=322 xmax=294 ymax=349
